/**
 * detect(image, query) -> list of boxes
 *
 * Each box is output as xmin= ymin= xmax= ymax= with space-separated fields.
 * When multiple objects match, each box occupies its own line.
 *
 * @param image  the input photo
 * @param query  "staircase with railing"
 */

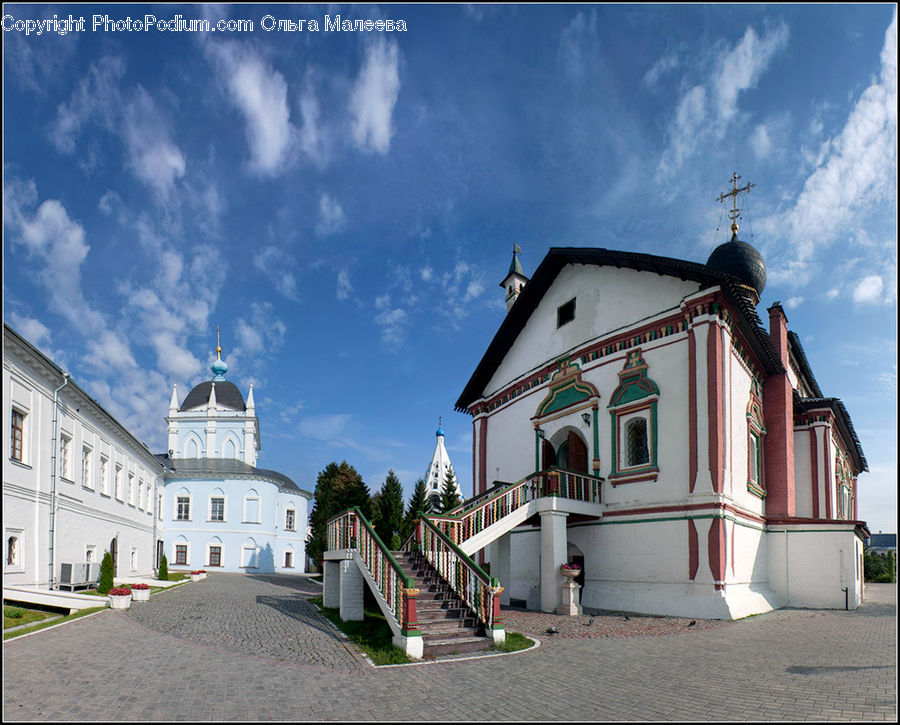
xmin=324 ymin=467 xmax=603 ymax=658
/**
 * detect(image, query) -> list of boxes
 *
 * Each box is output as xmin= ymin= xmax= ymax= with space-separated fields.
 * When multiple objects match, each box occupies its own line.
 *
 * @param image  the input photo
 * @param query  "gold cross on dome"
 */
xmin=716 ymin=172 xmax=754 ymax=237
xmin=216 ymin=326 xmax=222 ymax=359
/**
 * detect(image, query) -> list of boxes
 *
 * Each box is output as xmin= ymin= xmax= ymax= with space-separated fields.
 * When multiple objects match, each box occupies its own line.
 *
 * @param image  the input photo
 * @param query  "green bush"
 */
xmin=158 ymin=554 xmax=168 ymax=581
xmin=4 ymin=607 xmax=25 ymax=619
xmin=98 ymin=551 xmax=115 ymax=594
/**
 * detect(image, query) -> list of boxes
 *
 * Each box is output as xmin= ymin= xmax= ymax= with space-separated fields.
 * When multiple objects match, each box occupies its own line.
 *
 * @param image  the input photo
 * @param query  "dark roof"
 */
xmin=706 ymin=238 xmax=767 ymax=296
xmin=456 ymin=246 xmax=784 ymax=411
xmin=161 ymin=456 xmax=311 ymax=498
xmin=787 ymin=332 xmax=823 ymax=398
xmin=867 ymin=533 xmax=896 ymax=548
xmin=180 ymin=380 xmax=246 ymax=411
xmin=795 ymin=397 xmax=868 ymax=473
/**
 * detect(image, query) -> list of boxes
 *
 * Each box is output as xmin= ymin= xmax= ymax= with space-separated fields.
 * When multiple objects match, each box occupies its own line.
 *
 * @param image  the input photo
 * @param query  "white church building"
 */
xmin=454 ymin=223 xmax=869 ymax=619
xmin=423 ymin=420 xmax=464 ymax=509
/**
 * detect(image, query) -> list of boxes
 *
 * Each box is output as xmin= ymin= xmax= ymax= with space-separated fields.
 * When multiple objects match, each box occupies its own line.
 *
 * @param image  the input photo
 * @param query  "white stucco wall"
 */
xmin=793 ymin=428 xmax=814 ymax=518
xmin=485 ymin=265 xmax=701 ymax=397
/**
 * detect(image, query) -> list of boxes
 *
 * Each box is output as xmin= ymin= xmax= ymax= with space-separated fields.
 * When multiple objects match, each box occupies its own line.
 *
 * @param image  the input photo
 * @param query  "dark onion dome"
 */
xmin=180 ymin=380 xmax=246 ymax=412
xmin=706 ymin=237 xmax=767 ymax=297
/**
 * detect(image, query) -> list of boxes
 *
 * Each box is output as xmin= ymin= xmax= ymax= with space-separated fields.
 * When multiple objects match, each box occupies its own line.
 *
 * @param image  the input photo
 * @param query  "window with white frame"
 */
xmin=208 ymin=545 xmax=222 ymax=567
xmin=128 ymin=473 xmax=135 ymax=505
xmin=130 ymin=548 xmax=137 ymax=571
xmin=85 ymin=545 xmax=96 ymax=564
xmin=209 ymin=496 xmax=225 ymax=522
xmin=82 ymin=446 xmax=93 ymax=489
xmin=158 ymin=493 xmax=163 ymax=520
xmin=60 ymin=434 xmax=73 ymax=480
xmin=174 ymin=543 xmax=189 ymax=565
xmin=10 ymin=409 xmax=25 ymax=462
xmin=285 ymin=508 xmax=296 ymax=531
xmin=99 ymin=456 xmax=109 ymax=495
xmin=176 ymin=495 xmax=191 ymax=521
xmin=115 ymin=464 xmax=123 ymax=500
xmin=240 ymin=544 xmax=257 ymax=568
xmin=243 ymin=495 xmax=260 ymax=523
xmin=284 ymin=550 xmax=294 ymax=568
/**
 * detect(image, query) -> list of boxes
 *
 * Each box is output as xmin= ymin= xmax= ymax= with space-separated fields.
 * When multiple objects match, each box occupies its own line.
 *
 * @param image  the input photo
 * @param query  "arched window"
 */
xmin=626 ymin=418 xmax=649 ymax=466
xmin=7 ymin=536 xmax=17 ymax=566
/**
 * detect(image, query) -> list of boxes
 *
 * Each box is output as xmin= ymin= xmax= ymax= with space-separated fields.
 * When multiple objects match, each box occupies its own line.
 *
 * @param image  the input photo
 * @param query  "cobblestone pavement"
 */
xmin=3 ymin=576 xmax=895 ymax=721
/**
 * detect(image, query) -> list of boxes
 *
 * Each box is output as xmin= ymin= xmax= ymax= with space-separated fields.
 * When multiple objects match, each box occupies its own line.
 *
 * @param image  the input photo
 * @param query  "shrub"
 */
xmin=158 ymin=554 xmax=168 ymax=581
xmin=98 ymin=551 xmax=115 ymax=595
xmin=4 ymin=607 xmax=25 ymax=619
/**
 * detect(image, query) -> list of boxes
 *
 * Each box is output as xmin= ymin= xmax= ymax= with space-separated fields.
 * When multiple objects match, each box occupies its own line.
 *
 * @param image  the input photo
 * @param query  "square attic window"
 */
xmin=557 ymin=298 xmax=576 ymax=328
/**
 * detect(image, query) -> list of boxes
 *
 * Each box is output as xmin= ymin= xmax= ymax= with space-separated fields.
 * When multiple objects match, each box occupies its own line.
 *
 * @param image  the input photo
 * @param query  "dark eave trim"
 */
xmin=455 ymin=247 xmax=783 ymax=412
xmin=796 ymin=396 xmax=868 ymax=473
xmin=787 ymin=331 xmax=824 ymax=398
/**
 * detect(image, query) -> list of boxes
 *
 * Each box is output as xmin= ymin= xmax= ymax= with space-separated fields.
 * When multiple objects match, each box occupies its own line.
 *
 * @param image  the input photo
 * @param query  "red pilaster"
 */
xmin=763 ymin=304 xmax=795 ymax=518
xmin=478 ymin=416 xmax=488 ymax=495
xmin=688 ymin=519 xmax=699 ymax=580
xmin=707 ymin=323 xmax=724 ymax=494
xmin=688 ymin=329 xmax=698 ymax=493
xmin=809 ymin=428 xmax=819 ymax=519
xmin=491 ymin=590 xmax=503 ymax=628
xmin=708 ymin=517 xmax=726 ymax=589
xmin=402 ymin=588 xmax=419 ymax=633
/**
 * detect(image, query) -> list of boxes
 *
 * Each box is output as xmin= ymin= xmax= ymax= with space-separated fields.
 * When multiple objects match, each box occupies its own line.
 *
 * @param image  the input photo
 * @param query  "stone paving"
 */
xmin=2 ymin=574 xmax=895 ymax=721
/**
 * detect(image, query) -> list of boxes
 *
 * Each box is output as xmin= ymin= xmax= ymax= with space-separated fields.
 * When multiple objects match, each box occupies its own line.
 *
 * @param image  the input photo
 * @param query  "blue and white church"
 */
xmin=160 ymin=337 xmax=312 ymax=573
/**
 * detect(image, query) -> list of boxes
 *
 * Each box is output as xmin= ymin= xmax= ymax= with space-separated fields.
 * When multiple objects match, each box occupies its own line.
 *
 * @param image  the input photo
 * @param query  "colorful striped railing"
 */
xmin=326 ymin=508 xmax=420 ymax=635
xmin=408 ymin=516 xmax=503 ymax=633
xmin=430 ymin=468 xmax=603 ymax=545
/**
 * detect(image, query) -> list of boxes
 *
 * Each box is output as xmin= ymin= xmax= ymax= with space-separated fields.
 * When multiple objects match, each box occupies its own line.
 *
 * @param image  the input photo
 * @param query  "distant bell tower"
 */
xmin=499 ymin=244 xmax=529 ymax=313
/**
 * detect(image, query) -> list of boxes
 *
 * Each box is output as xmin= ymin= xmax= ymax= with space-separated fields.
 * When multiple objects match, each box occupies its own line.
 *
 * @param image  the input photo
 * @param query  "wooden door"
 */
xmin=541 ymin=440 xmax=556 ymax=469
xmin=568 ymin=431 xmax=588 ymax=473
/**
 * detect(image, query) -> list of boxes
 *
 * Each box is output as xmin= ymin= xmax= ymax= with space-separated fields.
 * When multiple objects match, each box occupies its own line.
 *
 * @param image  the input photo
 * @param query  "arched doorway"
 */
xmin=541 ymin=439 xmax=556 ymax=469
xmin=546 ymin=429 xmax=588 ymax=473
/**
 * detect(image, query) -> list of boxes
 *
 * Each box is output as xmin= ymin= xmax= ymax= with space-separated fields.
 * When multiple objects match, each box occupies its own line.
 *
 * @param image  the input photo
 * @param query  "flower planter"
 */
xmin=190 ymin=574 xmax=201 ymax=582
xmin=131 ymin=587 xmax=151 ymax=601
xmin=560 ymin=568 xmax=581 ymax=580
xmin=108 ymin=594 xmax=132 ymax=610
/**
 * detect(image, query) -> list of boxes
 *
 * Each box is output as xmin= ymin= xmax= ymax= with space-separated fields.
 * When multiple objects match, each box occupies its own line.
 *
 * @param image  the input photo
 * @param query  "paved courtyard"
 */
xmin=3 ymin=575 xmax=896 ymax=721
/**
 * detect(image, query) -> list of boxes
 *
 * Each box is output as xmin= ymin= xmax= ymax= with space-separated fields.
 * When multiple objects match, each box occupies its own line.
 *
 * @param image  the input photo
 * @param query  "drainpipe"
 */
xmin=49 ymin=373 xmax=70 ymax=589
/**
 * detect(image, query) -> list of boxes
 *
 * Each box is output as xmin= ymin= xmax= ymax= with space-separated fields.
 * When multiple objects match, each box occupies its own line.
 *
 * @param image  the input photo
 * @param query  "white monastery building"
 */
xmin=3 ymin=324 xmax=311 ymax=596
xmin=456 ymin=215 xmax=869 ymax=619
xmin=3 ymin=324 xmax=163 ymax=590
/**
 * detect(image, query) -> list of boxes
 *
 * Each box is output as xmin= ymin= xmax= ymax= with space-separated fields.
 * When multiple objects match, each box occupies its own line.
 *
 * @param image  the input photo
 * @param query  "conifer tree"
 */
xmin=375 ymin=470 xmax=405 ymax=549
xmin=307 ymin=460 xmax=372 ymax=570
xmin=98 ymin=550 xmax=114 ymax=594
xmin=401 ymin=478 xmax=432 ymax=540
xmin=439 ymin=465 xmax=461 ymax=513
xmin=158 ymin=553 xmax=168 ymax=581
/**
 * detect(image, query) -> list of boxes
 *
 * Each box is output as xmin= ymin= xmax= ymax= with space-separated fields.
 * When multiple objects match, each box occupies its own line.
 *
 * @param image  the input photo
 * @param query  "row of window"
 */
xmin=173 ymin=495 xmax=297 ymax=531
xmin=5 ymin=533 xmax=139 ymax=573
xmin=172 ymin=542 xmax=296 ymax=569
xmin=10 ymin=409 xmax=155 ymax=513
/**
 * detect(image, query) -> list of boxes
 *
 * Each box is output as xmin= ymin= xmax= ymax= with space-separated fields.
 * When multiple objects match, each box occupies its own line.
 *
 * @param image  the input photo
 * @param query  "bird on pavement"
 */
xmin=687 ymin=620 xmax=696 ymax=627
xmin=545 ymin=626 xmax=559 ymax=635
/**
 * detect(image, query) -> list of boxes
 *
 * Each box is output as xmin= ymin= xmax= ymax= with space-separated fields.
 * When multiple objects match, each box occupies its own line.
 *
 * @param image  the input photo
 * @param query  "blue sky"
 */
xmin=3 ymin=4 xmax=896 ymax=533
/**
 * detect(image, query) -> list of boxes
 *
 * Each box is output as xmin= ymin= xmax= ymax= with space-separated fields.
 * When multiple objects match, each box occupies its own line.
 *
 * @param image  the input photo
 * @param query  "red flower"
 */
xmin=560 ymin=563 xmax=580 ymax=570
xmin=131 ymin=583 xmax=150 ymax=590
xmin=191 ymin=570 xmax=202 ymax=575
xmin=109 ymin=588 xmax=132 ymax=596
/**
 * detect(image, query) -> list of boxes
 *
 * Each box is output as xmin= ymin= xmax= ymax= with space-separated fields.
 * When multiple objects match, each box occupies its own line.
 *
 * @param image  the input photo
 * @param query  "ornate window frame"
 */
xmin=746 ymin=381 xmax=767 ymax=498
xmin=608 ymin=350 xmax=660 ymax=485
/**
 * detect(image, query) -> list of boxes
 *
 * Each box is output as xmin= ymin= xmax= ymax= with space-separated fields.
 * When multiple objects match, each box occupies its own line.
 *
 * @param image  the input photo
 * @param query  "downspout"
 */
xmin=49 ymin=373 xmax=70 ymax=589
xmin=152 ymin=474 xmax=158 ymax=577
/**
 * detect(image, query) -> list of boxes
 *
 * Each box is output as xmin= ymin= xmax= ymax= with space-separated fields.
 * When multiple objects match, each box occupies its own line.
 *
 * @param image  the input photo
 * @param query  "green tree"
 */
xmin=375 ymin=470 xmax=405 ymax=550
xmin=306 ymin=460 xmax=372 ymax=570
xmin=401 ymin=478 xmax=432 ymax=541
xmin=98 ymin=550 xmax=114 ymax=594
xmin=439 ymin=465 xmax=461 ymax=513
xmin=158 ymin=553 xmax=168 ymax=581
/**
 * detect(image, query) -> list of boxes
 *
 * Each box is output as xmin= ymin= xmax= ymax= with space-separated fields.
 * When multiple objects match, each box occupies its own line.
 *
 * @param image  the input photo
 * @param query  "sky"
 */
xmin=3 ymin=3 xmax=896 ymax=533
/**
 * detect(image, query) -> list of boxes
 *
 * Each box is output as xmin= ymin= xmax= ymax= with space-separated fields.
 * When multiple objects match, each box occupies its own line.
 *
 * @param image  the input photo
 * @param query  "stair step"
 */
xmin=422 ymin=636 xmax=493 ymax=656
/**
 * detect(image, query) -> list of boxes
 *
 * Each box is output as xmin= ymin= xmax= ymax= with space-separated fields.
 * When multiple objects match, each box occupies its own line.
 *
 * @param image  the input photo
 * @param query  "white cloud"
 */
xmin=316 ymin=193 xmax=346 ymax=236
xmin=337 ymin=268 xmax=352 ymax=300
xmin=208 ymin=43 xmax=295 ymax=175
xmin=299 ymin=414 xmax=352 ymax=440
xmin=350 ymin=39 xmax=401 ymax=154
xmin=643 ymin=49 xmax=682 ymax=88
xmin=49 ymin=56 xmax=125 ymax=154
xmin=750 ymin=123 xmax=772 ymax=159
xmin=373 ymin=294 xmax=408 ymax=346
xmin=121 ymin=88 xmax=186 ymax=201
xmin=770 ymin=11 xmax=896 ymax=264
xmin=298 ymin=71 xmax=329 ymax=167
xmin=785 ymin=296 xmax=804 ymax=309
xmin=558 ymin=10 xmax=598 ymax=80
xmin=254 ymin=246 xmax=300 ymax=301
xmin=658 ymin=24 xmax=788 ymax=178
xmin=852 ymin=275 xmax=884 ymax=304
xmin=9 ymin=314 xmax=52 ymax=349
xmin=420 ymin=266 xmax=434 ymax=282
